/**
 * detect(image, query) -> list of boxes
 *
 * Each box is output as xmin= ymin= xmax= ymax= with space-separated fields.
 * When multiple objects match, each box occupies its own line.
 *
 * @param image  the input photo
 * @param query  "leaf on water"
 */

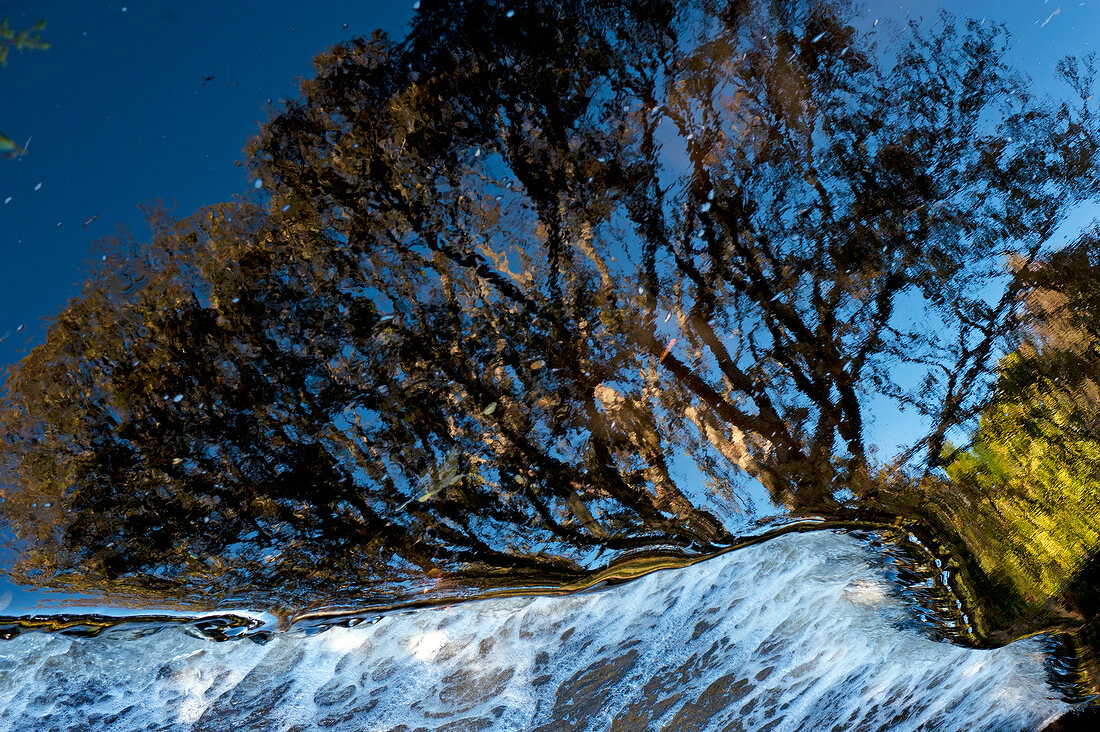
xmin=483 ymin=401 xmax=498 ymax=415
xmin=658 ymin=338 xmax=678 ymax=363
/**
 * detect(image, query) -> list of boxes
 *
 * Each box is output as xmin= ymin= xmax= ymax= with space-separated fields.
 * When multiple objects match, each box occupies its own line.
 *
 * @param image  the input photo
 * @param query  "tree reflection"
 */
xmin=1 ymin=0 xmax=1098 ymax=609
xmin=941 ymin=233 xmax=1100 ymax=680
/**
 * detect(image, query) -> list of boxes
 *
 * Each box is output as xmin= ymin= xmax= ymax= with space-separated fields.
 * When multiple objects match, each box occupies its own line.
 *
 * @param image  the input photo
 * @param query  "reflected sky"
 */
xmin=1 ymin=0 xmax=1100 ymax=638
xmin=1 ymin=0 xmax=415 ymax=614
xmin=1 ymin=6 xmax=1100 ymax=729
xmin=0 ymin=1 xmax=413 ymax=370
xmin=2 ymin=0 xmax=1098 ymax=457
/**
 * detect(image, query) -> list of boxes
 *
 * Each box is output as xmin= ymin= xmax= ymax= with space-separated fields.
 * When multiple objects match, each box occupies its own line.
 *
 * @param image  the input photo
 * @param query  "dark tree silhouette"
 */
xmin=1 ymin=0 xmax=1097 ymax=607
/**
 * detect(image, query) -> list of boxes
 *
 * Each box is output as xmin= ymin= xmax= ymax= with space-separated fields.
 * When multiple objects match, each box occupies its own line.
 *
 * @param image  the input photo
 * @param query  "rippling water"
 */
xmin=0 ymin=531 xmax=1069 ymax=731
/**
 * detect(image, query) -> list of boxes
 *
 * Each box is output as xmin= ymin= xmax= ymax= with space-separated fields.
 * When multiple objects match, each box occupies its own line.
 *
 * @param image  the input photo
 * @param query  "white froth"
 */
xmin=0 ymin=531 xmax=1074 ymax=730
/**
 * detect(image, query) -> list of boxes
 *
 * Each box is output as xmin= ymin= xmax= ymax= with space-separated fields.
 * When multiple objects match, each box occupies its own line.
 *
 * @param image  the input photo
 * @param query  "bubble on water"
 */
xmin=506 ymin=9 xmax=515 ymax=18
xmin=34 ymin=183 xmax=42 ymax=191
xmin=3 ymin=197 xmax=11 ymax=204
xmin=254 ymin=178 xmax=263 ymax=189
xmin=282 ymin=204 xmax=290 ymax=211
xmin=173 ymin=394 xmax=184 ymax=403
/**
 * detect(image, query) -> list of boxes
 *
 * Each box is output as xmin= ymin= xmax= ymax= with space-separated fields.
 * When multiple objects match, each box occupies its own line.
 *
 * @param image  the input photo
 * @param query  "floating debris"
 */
xmin=658 ymin=337 xmax=678 ymax=363
xmin=0 ymin=133 xmax=30 ymax=158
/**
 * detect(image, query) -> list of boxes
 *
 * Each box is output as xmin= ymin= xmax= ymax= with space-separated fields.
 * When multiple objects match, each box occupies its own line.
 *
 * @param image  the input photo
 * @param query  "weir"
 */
xmin=0 ymin=531 xmax=1072 ymax=731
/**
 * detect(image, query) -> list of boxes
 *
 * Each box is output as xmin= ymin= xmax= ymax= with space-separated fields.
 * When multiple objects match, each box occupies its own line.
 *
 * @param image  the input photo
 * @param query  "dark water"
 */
xmin=3 ymin=0 xmax=1100 ymax=728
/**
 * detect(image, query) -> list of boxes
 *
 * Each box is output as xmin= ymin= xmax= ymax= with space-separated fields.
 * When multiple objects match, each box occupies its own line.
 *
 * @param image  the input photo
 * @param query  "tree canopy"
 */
xmin=2 ymin=0 xmax=1098 ymax=608
xmin=936 ymin=234 xmax=1100 ymax=627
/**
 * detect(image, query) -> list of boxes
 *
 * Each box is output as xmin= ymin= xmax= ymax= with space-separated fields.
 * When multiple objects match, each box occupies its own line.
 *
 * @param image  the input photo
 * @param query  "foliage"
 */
xmin=943 ymin=236 xmax=1100 ymax=612
xmin=1 ymin=0 xmax=1098 ymax=606
xmin=0 ymin=18 xmax=49 ymax=67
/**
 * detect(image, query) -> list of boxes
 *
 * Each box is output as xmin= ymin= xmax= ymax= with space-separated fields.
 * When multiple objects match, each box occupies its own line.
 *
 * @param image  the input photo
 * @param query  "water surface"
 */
xmin=0 ymin=531 xmax=1069 ymax=731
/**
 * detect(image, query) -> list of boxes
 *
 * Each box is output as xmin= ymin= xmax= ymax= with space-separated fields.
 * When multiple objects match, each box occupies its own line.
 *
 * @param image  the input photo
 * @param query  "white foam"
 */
xmin=0 ymin=531 xmax=1072 ymax=730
